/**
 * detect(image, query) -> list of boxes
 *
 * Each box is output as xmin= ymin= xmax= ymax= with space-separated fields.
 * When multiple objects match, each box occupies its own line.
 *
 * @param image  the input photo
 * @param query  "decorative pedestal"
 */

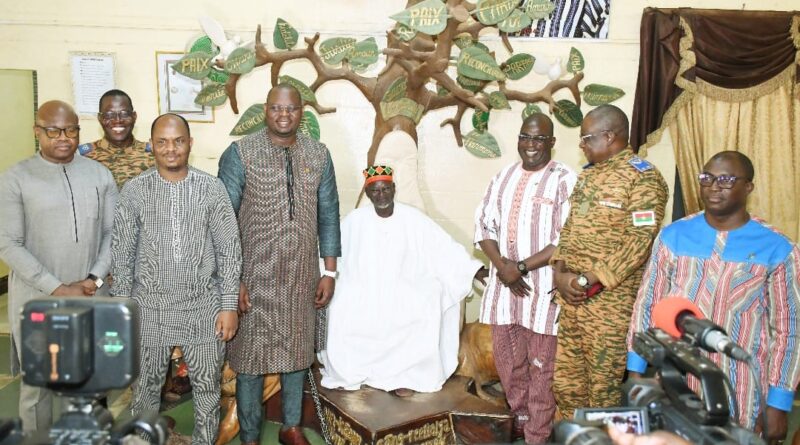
xmin=267 ymin=371 xmax=512 ymax=444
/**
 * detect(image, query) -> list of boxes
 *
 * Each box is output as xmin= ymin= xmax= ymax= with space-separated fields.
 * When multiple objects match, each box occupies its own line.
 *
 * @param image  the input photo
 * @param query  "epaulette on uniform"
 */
xmin=77 ymin=143 xmax=94 ymax=156
xmin=628 ymin=156 xmax=653 ymax=173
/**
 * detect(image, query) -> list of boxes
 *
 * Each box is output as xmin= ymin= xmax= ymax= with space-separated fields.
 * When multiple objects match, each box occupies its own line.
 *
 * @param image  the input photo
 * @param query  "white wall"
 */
xmin=2 ymin=1 xmax=796 ymax=318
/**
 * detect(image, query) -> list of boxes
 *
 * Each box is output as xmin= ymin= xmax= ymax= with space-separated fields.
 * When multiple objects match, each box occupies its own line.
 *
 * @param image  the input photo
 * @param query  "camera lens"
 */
xmin=554 ymin=420 xmax=614 ymax=445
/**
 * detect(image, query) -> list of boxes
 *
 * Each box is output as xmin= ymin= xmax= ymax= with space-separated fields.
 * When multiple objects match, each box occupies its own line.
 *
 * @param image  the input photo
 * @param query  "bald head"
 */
xmin=34 ymin=100 xmax=80 ymax=164
xmin=267 ymin=83 xmax=302 ymax=104
xmin=585 ymin=104 xmax=629 ymax=142
xmin=706 ymin=151 xmax=754 ymax=181
xmin=151 ymin=113 xmax=190 ymax=138
xmin=150 ymin=113 xmax=192 ymax=181
xmin=36 ymin=100 xmax=78 ymax=126
xmin=522 ymin=113 xmax=554 ymax=135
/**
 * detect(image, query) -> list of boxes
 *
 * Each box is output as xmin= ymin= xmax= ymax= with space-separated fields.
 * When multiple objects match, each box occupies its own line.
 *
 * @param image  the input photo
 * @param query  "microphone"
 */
xmin=653 ymin=298 xmax=751 ymax=361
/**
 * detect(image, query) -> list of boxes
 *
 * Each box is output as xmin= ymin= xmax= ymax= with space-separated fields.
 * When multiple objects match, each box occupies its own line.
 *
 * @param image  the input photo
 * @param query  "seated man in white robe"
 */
xmin=319 ymin=165 xmax=486 ymax=397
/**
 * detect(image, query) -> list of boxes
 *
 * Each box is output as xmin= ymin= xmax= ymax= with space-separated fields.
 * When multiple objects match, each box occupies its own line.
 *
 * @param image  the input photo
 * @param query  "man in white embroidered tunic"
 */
xmin=474 ymin=113 xmax=577 ymax=443
xmin=319 ymin=165 xmax=486 ymax=397
xmin=111 ymin=114 xmax=241 ymax=445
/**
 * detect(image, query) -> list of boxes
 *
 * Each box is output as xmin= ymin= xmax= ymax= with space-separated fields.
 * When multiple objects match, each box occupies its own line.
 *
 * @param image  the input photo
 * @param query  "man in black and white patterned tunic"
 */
xmin=111 ymin=113 xmax=242 ymax=445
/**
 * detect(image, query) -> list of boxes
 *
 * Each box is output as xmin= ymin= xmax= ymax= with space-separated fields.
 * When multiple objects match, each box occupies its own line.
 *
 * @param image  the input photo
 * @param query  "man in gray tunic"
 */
xmin=111 ymin=114 xmax=241 ymax=445
xmin=0 ymin=100 xmax=117 ymax=431
xmin=219 ymin=84 xmax=341 ymax=445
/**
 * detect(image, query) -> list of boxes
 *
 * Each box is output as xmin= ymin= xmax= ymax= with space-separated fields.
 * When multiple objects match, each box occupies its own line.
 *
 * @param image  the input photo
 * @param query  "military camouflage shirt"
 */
xmin=79 ymin=137 xmax=154 ymax=188
xmin=551 ymin=147 xmax=669 ymax=290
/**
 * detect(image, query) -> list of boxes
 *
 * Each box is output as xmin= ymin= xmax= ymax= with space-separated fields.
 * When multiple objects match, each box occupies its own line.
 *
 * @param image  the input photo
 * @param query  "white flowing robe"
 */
xmin=320 ymin=202 xmax=483 ymax=392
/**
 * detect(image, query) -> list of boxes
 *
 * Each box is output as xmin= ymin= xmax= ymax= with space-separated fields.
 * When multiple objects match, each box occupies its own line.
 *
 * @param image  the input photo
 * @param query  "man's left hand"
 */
xmin=75 ymin=279 xmax=97 ymax=296
xmin=474 ymin=266 xmax=489 ymax=285
xmin=315 ymin=276 xmax=335 ymax=309
xmin=215 ymin=310 xmax=239 ymax=341
xmin=756 ymin=407 xmax=788 ymax=442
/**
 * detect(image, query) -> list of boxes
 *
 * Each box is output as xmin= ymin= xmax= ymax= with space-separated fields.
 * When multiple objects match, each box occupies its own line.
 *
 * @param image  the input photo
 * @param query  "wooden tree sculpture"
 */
xmin=174 ymin=0 xmax=624 ymax=168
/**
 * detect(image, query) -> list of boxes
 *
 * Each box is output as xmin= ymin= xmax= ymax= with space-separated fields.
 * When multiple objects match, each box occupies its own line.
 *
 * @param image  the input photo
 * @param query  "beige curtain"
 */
xmin=669 ymin=76 xmax=800 ymax=241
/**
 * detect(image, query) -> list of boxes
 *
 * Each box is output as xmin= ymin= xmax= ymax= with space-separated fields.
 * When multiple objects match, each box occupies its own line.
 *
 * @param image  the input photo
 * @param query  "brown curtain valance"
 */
xmin=630 ymin=8 xmax=800 ymax=152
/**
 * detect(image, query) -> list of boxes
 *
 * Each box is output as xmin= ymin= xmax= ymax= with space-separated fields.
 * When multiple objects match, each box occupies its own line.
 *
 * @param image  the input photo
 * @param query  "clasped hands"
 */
xmin=51 ymin=279 xmax=98 ymax=297
xmin=494 ymin=258 xmax=531 ymax=298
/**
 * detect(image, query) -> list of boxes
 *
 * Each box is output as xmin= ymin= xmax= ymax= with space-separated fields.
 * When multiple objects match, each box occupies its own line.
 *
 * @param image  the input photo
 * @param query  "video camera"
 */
xmin=0 ymin=297 xmax=168 ymax=445
xmin=554 ymin=326 xmax=765 ymax=445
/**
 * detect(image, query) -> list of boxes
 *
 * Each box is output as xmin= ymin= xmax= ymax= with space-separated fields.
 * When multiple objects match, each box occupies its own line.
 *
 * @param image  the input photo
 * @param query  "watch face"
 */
xmin=517 ymin=262 xmax=526 ymax=272
xmin=577 ymin=275 xmax=588 ymax=287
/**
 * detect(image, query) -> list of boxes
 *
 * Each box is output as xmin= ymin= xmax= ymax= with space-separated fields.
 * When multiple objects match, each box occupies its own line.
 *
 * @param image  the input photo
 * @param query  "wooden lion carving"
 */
xmin=216 ymin=363 xmax=281 ymax=445
xmin=455 ymin=321 xmax=505 ymax=407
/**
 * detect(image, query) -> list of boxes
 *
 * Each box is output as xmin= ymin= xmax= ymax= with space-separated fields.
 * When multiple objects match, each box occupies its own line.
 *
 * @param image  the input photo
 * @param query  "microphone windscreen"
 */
xmin=652 ymin=297 xmax=704 ymax=337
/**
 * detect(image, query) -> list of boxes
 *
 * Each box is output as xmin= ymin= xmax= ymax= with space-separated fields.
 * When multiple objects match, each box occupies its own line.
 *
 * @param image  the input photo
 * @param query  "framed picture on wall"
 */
xmin=155 ymin=51 xmax=214 ymax=123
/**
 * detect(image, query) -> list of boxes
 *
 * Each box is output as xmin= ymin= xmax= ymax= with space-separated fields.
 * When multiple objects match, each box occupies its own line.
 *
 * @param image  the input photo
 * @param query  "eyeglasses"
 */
xmin=98 ymin=110 xmax=134 ymax=121
xmin=698 ymin=172 xmax=746 ymax=189
xmin=266 ymin=104 xmax=302 ymax=114
xmin=518 ymin=134 xmax=553 ymax=145
xmin=579 ymin=130 xmax=610 ymax=144
xmin=36 ymin=125 xmax=80 ymax=139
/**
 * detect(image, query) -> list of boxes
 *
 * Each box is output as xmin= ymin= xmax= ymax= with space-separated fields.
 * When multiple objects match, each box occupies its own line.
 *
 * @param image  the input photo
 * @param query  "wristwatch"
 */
xmin=516 ymin=261 xmax=528 ymax=274
xmin=88 ymin=274 xmax=104 ymax=288
xmin=321 ymin=270 xmax=338 ymax=279
xmin=576 ymin=273 xmax=590 ymax=290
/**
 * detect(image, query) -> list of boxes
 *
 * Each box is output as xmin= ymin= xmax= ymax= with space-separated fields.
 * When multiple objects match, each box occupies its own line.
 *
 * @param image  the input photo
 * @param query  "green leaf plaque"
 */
xmin=583 ymin=84 xmax=625 ymax=106
xmin=348 ymin=37 xmax=379 ymax=67
xmin=225 ymin=47 xmax=256 ymax=74
xmin=553 ymin=99 xmax=583 ymax=127
xmin=190 ymin=36 xmax=216 ymax=55
xmin=278 ymin=75 xmax=317 ymax=104
xmin=473 ymin=0 xmax=520 ymax=25
xmin=464 ymin=130 xmax=502 ymax=158
xmin=457 ymin=46 xmax=506 ymax=81
xmin=521 ymin=103 xmax=543 ymax=120
xmin=230 ymin=104 xmax=266 ymax=136
xmin=456 ymin=75 xmax=487 ymax=93
xmin=488 ymin=91 xmax=511 ymax=109
xmin=502 ymin=53 xmax=535 ymax=80
xmin=273 ymin=18 xmax=299 ymax=50
xmin=194 ymin=83 xmax=228 ymax=107
xmin=498 ymin=9 xmax=532 ymax=33
xmin=472 ymin=109 xmax=490 ymax=132
xmin=380 ymin=98 xmax=425 ymax=124
xmin=522 ymin=0 xmax=555 ymax=20
xmin=393 ymin=23 xmax=418 ymax=42
xmin=390 ymin=0 xmax=449 ymax=36
xmin=172 ymin=51 xmax=214 ymax=80
xmin=298 ymin=111 xmax=321 ymax=141
xmin=567 ymin=47 xmax=585 ymax=74
xmin=382 ymin=77 xmax=408 ymax=103
xmin=206 ymin=68 xmax=230 ymax=84
xmin=319 ymin=37 xmax=356 ymax=65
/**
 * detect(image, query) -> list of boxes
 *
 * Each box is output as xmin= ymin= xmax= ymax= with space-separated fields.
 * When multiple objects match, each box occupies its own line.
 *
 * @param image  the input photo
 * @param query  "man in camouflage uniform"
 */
xmin=550 ymin=105 xmax=668 ymax=419
xmin=79 ymin=89 xmax=154 ymax=188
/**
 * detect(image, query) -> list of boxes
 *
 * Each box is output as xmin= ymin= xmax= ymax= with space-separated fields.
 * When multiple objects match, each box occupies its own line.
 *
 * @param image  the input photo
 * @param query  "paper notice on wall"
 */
xmin=70 ymin=52 xmax=116 ymax=116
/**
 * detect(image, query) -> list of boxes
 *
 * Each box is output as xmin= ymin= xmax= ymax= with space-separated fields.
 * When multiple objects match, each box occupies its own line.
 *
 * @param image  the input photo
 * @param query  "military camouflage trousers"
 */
xmin=552 ymin=283 xmax=637 ymax=419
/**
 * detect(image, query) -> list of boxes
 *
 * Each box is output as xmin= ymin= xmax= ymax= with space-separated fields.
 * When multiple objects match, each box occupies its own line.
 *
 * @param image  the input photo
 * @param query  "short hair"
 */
xmin=586 ymin=104 xmax=629 ymax=140
xmin=99 ymin=89 xmax=133 ymax=110
xmin=267 ymin=83 xmax=303 ymax=104
xmin=151 ymin=113 xmax=191 ymax=138
xmin=521 ymin=113 xmax=554 ymax=135
xmin=708 ymin=151 xmax=754 ymax=181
